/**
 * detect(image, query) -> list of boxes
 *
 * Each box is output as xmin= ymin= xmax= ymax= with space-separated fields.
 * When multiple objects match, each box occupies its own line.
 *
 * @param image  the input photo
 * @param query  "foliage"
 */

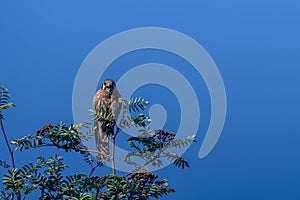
xmin=11 ymin=122 xmax=91 ymax=153
xmin=118 ymin=98 xmax=151 ymax=129
xmin=0 ymin=86 xmax=15 ymax=120
xmin=125 ymin=129 xmax=196 ymax=171
xmin=0 ymin=160 xmax=10 ymax=169
xmin=0 ymin=87 xmax=195 ymax=199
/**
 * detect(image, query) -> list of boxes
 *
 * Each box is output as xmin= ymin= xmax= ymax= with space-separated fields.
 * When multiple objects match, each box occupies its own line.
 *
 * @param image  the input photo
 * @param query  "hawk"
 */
xmin=93 ymin=79 xmax=121 ymax=161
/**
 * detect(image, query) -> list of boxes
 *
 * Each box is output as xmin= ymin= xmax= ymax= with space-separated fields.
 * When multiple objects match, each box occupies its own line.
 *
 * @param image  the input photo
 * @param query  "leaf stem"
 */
xmin=89 ymin=166 xmax=97 ymax=177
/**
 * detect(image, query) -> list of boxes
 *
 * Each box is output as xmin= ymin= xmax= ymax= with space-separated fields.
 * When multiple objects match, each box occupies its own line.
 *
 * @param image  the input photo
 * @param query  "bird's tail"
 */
xmin=94 ymin=121 xmax=110 ymax=161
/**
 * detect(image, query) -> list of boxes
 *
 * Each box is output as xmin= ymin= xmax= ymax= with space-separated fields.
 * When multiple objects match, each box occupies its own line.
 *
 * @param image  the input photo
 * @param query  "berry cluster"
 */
xmin=36 ymin=123 xmax=53 ymax=136
xmin=154 ymin=130 xmax=175 ymax=144
xmin=127 ymin=172 xmax=158 ymax=183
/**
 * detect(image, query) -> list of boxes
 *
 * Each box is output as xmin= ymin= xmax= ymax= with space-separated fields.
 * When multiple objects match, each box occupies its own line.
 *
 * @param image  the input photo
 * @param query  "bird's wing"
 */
xmin=93 ymin=89 xmax=110 ymax=161
xmin=110 ymin=88 xmax=122 ymax=121
xmin=93 ymin=90 xmax=102 ymax=111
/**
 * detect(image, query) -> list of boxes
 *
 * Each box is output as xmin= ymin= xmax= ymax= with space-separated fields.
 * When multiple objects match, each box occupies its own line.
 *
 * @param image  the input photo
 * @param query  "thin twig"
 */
xmin=0 ymin=119 xmax=16 ymax=168
xmin=95 ymin=188 xmax=100 ymax=200
xmin=79 ymin=148 xmax=112 ymax=159
xmin=0 ymin=119 xmax=21 ymax=200
xmin=88 ymin=162 xmax=103 ymax=177
xmin=111 ymin=135 xmax=116 ymax=175
xmin=88 ymin=166 xmax=96 ymax=177
xmin=40 ymin=142 xmax=111 ymax=159
xmin=111 ymin=126 xmax=121 ymax=175
xmin=142 ymin=149 xmax=164 ymax=169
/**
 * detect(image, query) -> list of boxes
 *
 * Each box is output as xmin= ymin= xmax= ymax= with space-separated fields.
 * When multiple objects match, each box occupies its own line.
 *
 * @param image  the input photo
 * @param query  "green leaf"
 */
xmin=128 ymin=97 xmax=149 ymax=112
xmin=174 ymin=157 xmax=190 ymax=169
xmin=0 ymin=86 xmax=15 ymax=119
xmin=0 ymin=160 xmax=10 ymax=169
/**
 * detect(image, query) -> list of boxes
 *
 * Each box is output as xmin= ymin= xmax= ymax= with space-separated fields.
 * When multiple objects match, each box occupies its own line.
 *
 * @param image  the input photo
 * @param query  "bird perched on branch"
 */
xmin=93 ymin=79 xmax=121 ymax=161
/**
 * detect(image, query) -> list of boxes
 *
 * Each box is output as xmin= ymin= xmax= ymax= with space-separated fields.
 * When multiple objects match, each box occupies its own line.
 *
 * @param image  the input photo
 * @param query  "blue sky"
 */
xmin=1 ymin=1 xmax=300 ymax=199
